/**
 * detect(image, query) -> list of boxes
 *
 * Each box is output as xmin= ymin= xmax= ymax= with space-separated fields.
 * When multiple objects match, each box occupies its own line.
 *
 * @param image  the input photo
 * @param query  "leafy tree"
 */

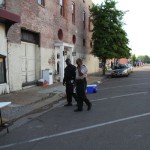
xmin=131 ymin=54 xmax=137 ymax=64
xmin=90 ymin=0 xmax=131 ymax=75
xmin=137 ymin=55 xmax=150 ymax=63
xmin=137 ymin=55 xmax=144 ymax=62
xmin=144 ymin=55 xmax=150 ymax=63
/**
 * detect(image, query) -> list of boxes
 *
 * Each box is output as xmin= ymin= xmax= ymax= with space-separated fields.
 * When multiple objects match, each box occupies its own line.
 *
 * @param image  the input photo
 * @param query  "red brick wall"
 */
xmin=5 ymin=0 xmax=21 ymax=43
xmin=5 ymin=0 xmax=93 ymax=53
xmin=118 ymin=58 xmax=128 ymax=64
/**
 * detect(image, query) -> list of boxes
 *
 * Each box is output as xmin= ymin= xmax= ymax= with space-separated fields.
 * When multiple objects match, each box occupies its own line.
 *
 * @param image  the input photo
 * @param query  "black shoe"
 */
xmin=74 ymin=108 xmax=82 ymax=112
xmin=64 ymin=103 xmax=72 ymax=106
xmin=87 ymin=103 xmax=92 ymax=111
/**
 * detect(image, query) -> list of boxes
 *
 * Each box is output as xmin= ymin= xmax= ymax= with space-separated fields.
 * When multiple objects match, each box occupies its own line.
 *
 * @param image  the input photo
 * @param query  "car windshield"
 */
xmin=113 ymin=64 xmax=127 ymax=69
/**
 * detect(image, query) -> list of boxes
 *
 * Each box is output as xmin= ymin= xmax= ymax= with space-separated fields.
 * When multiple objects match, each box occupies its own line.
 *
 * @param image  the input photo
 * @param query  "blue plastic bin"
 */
xmin=86 ymin=84 xmax=97 ymax=94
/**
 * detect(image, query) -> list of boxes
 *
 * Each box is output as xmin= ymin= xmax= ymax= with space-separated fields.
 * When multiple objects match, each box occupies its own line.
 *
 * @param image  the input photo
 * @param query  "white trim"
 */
xmin=55 ymin=42 xmax=74 ymax=82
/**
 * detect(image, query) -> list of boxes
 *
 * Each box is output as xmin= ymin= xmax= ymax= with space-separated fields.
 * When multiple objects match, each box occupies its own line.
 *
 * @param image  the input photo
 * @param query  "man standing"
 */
xmin=63 ymin=58 xmax=77 ymax=106
xmin=74 ymin=58 xmax=92 ymax=112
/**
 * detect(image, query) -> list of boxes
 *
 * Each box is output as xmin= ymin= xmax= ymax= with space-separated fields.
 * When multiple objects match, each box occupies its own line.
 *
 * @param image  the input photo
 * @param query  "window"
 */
xmin=88 ymin=16 xmax=91 ymax=31
xmin=72 ymin=2 xmax=75 ymax=24
xmin=38 ymin=0 xmax=45 ymax=6
xmin=21 ymin=29 xmax=39 ymax=45
xmin=60 ymin=0 xmax=64 ymax=16
xmin=0 ymin=0 xmax=5 ymax=8
xmin=83 ymin=39 xmax=85 ymax=46
xmin=72 ymin=35 xmax=76 ymax=44
xmin=58 ymin=29 xmax=63 ymax=40
xmin=0 ymin=55 xmax=6 ymax=84
xmin=90 ymin=40 xmax=92 ymax=48
xmin=83 ymin=11 xmax=86 ymax=29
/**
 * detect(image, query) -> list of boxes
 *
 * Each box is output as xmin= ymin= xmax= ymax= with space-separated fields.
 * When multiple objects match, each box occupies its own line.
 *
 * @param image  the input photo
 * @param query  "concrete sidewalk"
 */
xmin=0 ymin=74 xmax=105 ymax=125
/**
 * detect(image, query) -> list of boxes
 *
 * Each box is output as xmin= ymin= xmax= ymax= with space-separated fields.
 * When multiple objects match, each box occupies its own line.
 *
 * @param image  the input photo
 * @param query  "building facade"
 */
xmin=0 ymin=0 xmax=99 ymax=95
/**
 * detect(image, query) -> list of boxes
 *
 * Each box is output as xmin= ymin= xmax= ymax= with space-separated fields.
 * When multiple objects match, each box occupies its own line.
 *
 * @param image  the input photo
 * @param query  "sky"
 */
xmin=92 ymin=0 xmax=150 ymax=57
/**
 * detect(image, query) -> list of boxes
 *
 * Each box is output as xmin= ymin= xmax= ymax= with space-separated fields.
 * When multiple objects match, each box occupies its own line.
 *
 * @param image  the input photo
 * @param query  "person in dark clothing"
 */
xmin=74 ymin=58 xmax=92 ymax=112
xmin=63 ymin=58 xmax=77 ymax=106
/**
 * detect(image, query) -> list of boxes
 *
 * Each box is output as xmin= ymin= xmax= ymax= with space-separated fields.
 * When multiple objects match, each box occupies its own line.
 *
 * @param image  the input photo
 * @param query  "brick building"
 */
xmin=0 ymin=0 xmax=99 ymax=94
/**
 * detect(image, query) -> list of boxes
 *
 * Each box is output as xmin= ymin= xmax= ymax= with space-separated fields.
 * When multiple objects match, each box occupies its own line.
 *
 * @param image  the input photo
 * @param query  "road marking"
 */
xmin=1 ymin=112 xmax=150 ymax=149
xmin=130 ymin=77 xmax=150 ymax=79
xmin=99 ymin=82 xmax=150 ymax=90
xmin=57 ymin=91 xmax=149 ymax=108
xmin=92 ymin=91 xmax=149 ymax=102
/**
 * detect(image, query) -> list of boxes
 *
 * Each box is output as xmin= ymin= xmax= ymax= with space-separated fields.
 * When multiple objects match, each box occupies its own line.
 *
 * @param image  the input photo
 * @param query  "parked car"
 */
xmin=125 ymin=64 xmax=133 ymax=73
xmin=111 ymin=64 xmax=129 ymax=77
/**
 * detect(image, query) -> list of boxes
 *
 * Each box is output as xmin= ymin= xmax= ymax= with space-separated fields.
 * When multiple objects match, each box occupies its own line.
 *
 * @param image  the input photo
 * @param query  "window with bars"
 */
xmin=0 ymin=55 xmax=6 ymax=84
xmin=72 ymin=2 xmax=75 ymax=24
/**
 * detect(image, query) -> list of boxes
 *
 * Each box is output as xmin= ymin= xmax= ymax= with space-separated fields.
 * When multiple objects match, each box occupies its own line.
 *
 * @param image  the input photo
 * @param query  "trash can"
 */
xmin=42 ymin=69 xmax=53 ymax=85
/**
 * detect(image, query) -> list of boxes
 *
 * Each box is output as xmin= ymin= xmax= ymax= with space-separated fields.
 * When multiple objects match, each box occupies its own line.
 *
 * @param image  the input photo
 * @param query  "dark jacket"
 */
xmin=63 ymin=64 xmax=76 ymax=83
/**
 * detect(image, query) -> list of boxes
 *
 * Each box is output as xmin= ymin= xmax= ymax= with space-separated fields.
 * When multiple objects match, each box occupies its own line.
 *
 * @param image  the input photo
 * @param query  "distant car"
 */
xmin=125 ymin=64 xmax=133 ymax=73
xmin=111 ymin=64 xmax=129 ymax=77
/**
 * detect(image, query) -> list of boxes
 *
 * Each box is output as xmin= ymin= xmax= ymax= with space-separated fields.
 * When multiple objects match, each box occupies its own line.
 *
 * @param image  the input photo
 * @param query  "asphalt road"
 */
xmin=0 ymin=65 xmax=150 ymax=150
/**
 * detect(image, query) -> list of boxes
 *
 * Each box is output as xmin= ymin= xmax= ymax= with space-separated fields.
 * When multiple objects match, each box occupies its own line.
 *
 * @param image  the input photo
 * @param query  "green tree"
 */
xmin=131 ymin=54 xmax=137 ymax=65
xmin=144 ymin=55 xmax=150 ymax=63
xmin=137 ymin=55 xmax=150 ymax=63
xmin=137 ymin=55 xmax=144 ymax=62
xmin=90 ymin=0 xmax=131 ymax=75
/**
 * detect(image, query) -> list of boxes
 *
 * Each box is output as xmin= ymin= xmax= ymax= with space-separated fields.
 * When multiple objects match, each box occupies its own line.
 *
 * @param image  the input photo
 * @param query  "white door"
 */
xmin=21 ymin=42 xmax=36 ymax=84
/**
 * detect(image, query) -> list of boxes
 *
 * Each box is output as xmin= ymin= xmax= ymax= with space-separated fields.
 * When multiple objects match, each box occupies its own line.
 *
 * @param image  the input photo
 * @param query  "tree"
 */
xmin=137 ymin=55 xmax=150 ymax=63
xmin=131 ymin=54 xmax=137 ymax=65
xmin=90 ymin=0 xmax=131 ymax=75
xmin=144 ymin=55 xmax=150 ymax=63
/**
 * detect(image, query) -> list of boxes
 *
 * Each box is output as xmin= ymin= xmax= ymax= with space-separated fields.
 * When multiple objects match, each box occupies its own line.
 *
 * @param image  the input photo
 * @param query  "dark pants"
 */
xmin=76 ymin=79 xmax=91 ymax=110
xmin=66 ymin=81 xmax=77 ymax=104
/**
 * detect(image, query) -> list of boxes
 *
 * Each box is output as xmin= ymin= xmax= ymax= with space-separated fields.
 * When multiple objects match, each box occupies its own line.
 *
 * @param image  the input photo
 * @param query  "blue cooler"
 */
xmin=86 ymin=84 xmax=97 ymax=94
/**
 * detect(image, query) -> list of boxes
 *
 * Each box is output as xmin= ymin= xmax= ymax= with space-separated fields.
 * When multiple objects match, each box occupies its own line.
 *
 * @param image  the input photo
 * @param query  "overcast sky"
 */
xmin=92 ymin=0 xmax=150 ymax=57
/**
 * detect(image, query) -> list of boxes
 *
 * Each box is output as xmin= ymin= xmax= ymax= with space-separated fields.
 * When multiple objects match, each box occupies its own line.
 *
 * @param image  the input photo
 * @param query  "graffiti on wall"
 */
xmin=48 ymin=53 xmax=55 ymax=66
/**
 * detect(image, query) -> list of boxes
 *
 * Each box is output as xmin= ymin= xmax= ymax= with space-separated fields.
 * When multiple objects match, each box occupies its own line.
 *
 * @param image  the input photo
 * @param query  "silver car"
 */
xmin=125 ymin=64 xmax=133 ymax=73
xmin=111 ymin=64 xmax=129 ymax=77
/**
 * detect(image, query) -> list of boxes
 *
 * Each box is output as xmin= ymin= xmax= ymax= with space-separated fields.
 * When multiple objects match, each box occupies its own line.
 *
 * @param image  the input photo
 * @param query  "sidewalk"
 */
xmin=0 ymin=73 xmax=106 ymax=124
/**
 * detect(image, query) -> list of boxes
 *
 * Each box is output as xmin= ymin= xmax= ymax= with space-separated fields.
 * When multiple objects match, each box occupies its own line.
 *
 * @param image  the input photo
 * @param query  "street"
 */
xmin=0 ymin=66 xmax=150 ymax=150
